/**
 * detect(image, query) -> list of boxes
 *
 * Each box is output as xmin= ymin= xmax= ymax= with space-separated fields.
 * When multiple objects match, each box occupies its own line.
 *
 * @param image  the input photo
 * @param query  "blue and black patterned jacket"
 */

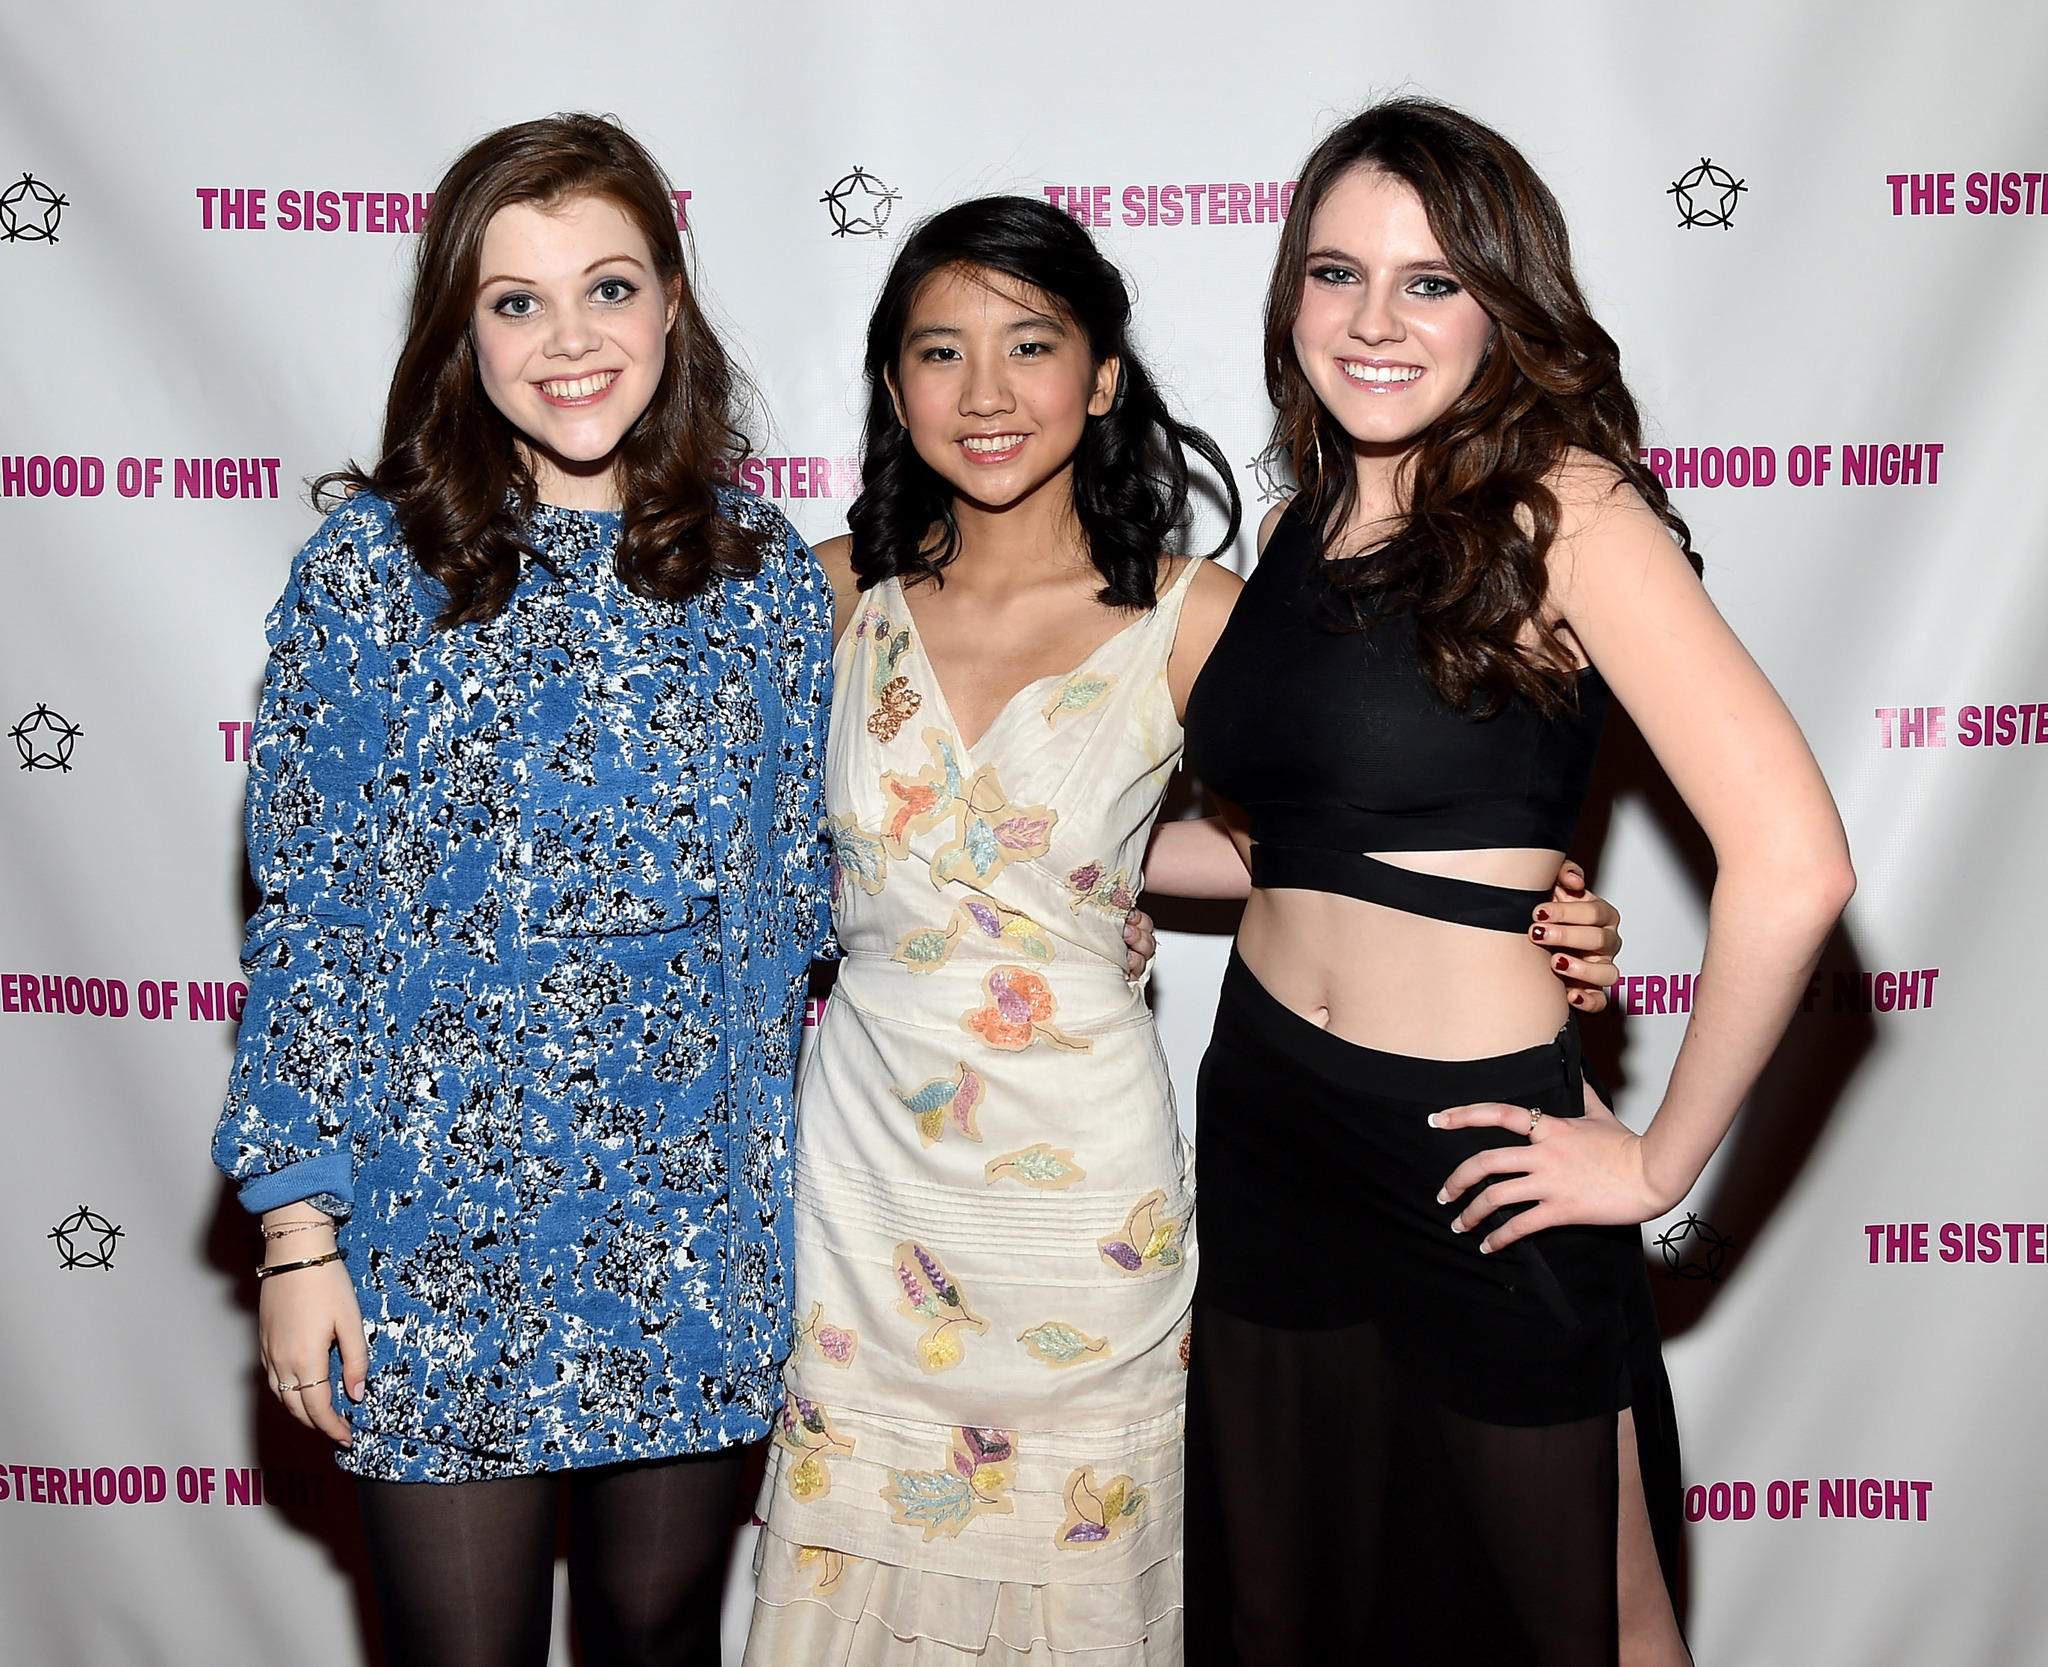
xmin=212 ymin=490 xmax=833 ymax=1480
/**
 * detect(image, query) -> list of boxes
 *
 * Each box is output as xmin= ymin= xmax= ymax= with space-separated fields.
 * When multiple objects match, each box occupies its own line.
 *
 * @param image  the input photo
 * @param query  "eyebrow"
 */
xmin=477 ymin=253 xmax=649 ymax=287
xmin=903 ymin=312 xmax=1067 ymax=345
xmin=1305 ymin=244 xmax=1457 ymax=275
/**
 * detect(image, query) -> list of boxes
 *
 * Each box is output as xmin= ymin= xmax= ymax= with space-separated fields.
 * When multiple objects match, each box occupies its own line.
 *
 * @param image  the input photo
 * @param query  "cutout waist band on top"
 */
xmin=1249 ymin=844 xmax=1551 ymax=934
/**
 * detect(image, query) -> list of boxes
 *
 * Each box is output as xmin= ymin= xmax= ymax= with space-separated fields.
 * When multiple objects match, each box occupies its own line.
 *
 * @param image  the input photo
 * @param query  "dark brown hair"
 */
xmin=848 ymin=196 xmax=1239 ymax=609
xmin=1266 ymin=97 xmax=1696 ymax=716
xmin=320 ymin=113 xmax=762 ymax=626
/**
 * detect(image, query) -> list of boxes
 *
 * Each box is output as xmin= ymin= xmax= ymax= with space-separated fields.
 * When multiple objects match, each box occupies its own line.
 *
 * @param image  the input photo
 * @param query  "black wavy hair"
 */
xmin=846 ymin=195 xmax=1240 ymax=610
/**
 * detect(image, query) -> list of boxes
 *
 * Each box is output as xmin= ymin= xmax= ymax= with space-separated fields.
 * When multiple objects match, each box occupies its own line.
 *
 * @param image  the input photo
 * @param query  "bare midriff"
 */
xmin=1233 ymin=845 xmax=1571 ymax=1060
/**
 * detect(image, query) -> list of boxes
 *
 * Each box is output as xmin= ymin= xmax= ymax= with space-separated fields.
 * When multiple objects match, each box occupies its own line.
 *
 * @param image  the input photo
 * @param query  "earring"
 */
xmin=1310 ymin=428 xmax=1324 ymax=483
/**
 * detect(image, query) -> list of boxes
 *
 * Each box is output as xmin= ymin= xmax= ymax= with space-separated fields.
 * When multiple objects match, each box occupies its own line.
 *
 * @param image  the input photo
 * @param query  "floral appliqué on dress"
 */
xmin=1098 ymin=1190 xmax=1184 ymax=1275
xmin=795 ymin=1544 xmax=858 ymax=1596
xmin=890 ymin=1063 xmax=987 ymax=1147
xmin=793 ymin=1302 xmax=859 ymax=1370
xmin=774 ymin=1396 xmax=855 ymax=1502
xmin=1019 ymin=1321 xmax=1110 ymax=1369
xmin=860 ymin=610 xmax=923 ymax=743
xmin=893 ymin=898 xmax=1054 ymax=974
xmin=880 ymin=730 xmax=1057 ymax=889
xmin=894 ymin=1240 xmax=989 ymax=1372
xmin=1042 ymin=670 xmax=1118 ymax=727
xmin=882 ymin=1426 xmax=1017 ymax=1540
xmin=1064 ymin=859 xmax=1138 ymax=918
xmin=961 ymin=966 xmax=1090 ymax=1053
xmin=984 ymin=1142 xmax=1085 ymax=1190
xmin=829 ymin=815 xmax=889 ymax=904
xmin=1057 ymin=1465 xmax=1148 ymax=1548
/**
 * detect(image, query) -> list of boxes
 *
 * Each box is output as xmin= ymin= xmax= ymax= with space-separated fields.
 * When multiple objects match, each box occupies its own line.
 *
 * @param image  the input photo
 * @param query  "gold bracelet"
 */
xmin=260 ymin=1219 xmax=333 ymax=1241
xmin=255 ymin=1248 xmax=347 ymax=1281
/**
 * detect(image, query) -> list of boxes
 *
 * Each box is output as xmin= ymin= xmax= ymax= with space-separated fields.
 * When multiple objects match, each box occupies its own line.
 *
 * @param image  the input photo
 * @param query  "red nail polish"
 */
xmin=1553 ymin=955 xmax=1570 ymax=971
xmin=1534 ymin=908 xmax=1550 ymax=921
xmin=1531 ymin=926 xmax=1547 ymax=941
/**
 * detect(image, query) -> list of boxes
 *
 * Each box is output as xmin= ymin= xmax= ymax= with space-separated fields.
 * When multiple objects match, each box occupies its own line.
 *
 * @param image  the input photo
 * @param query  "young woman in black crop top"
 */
xmin=1156 ymin=102 xmax=1855 ymax=1666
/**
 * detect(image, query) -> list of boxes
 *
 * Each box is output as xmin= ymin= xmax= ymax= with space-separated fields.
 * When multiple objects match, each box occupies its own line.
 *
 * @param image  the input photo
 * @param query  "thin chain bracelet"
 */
xmin=260 ymin=1219 xmax=334 ymax=1242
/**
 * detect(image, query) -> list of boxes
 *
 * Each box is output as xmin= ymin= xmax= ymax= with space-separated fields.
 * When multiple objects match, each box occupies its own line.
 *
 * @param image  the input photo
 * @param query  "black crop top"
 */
xmin=1183 ymin=499 xmax=1607 ymax=932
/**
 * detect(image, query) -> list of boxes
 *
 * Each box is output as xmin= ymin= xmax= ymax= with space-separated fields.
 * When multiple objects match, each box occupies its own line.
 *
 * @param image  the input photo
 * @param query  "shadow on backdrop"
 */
xmin=1570 ymin=706 xmax=1875 ymax=1626
xmin=204 ymin=1175 xmax=389 ymax=1667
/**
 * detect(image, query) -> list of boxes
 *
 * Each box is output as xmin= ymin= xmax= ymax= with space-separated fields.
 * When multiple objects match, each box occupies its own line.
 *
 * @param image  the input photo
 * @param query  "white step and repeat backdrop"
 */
xmin=4 ymin=3 xmax=2045 ymax=1662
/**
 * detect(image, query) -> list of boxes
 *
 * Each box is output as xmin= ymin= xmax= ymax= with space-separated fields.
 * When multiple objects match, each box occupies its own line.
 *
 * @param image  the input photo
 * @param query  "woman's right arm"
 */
xmin=214 ymin=505 xmax=395 ymax=1441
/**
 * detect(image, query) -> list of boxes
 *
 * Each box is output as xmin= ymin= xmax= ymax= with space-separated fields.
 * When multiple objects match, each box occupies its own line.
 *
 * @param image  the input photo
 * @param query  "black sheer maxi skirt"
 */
xmin=1184 ymin=950 xmax=1682 ymax=1667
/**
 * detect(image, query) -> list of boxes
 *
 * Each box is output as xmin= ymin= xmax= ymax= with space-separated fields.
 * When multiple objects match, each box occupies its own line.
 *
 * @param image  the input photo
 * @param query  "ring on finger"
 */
xmin=280 ymin=1379 xmax=324 ymax=1394
xmin=1526 ymin=1107 xmax=1543 ymax=1137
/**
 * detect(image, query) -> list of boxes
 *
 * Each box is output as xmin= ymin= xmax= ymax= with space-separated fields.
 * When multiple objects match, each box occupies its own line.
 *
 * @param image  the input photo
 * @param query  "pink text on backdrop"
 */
xmin=1043 ymin=181 xmax=1299 ymax=229
xmin=197 ymin=189 xmax=692 ymax=232
xmin=1 ymin=456 xmax=280 ymax=500
xmin=1888 ymin=172 xmax=2048 ymax=215
xmin=1638 ymin=444 xmax=1942 ymax=489
xmin=1828 ymin=968 xmax=1938 ymax=1013
xmin=1876 ymin=705 xmax=2048 ymax=747
xmin=1 ymin=975 xmax=247 ymax=1022
xmin=712 ymin=456 xmax=862 ymax=501
xmin=1866 ymin=1222 xmax=2048 ymax=1264
xmin=1624 ymin=967 xmax=1940 ymax=1016
xmin=0 ymin=1464 xmax=330 ymax=1507
xmin=1683 ymin=1478 xmax=1931 ymax=1522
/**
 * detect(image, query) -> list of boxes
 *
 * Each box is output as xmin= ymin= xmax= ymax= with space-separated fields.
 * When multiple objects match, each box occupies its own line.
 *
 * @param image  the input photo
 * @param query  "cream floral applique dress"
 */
xmin=746 ymin=561 xmax=1202 ymax=1666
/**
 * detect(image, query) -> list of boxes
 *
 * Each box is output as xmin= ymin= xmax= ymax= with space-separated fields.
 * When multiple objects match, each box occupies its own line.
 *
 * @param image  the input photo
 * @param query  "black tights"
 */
xmin=355 ymin=1448 xmax=746 ymax=1667
xmin=1186 ymin=1303 xmax=1620 ymax=1667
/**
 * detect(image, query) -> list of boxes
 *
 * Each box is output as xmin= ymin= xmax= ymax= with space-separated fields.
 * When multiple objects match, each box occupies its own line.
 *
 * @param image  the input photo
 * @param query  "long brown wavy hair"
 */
xmin=1266 ymin=98 xmax=1696 ymax=717
xmin=320 ymin=114 xmax=762 ymax=626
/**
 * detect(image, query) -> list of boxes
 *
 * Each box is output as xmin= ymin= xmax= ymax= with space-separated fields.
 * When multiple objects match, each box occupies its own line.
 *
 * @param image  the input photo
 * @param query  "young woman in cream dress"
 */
xmin=745 ymin=196 xmax=1622 ymax=1666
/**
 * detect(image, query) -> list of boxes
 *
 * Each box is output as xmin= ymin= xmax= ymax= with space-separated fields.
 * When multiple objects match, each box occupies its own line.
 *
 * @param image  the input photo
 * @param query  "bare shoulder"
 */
xmin=814 ymin=534 xmax=864 ymax=644
xmin=814 ymin=533 xmax=856 ymax=592
xmin=1183 ymin=552 xmax=1244 ymax=613
xmin=1546 ymin=449 xmax=1684 ymax=578
xmin=1543 ymin=449 xmax=1704 ymax=629
xmin=1256 ymin=496 xmax=1294 ymax=555
xmin=1547 ymin=448 xmax=1662 ymax=533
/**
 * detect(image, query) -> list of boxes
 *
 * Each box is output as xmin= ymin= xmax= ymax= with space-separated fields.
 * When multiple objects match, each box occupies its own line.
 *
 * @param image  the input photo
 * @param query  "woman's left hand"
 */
xmin=1124 ymin=908 xmax=1158 ymax=978
xmin=1536 ymin=860 xmax=1623 ymax=1013
xmin=1431 ymin=1082 xmax=1669 ymax=1253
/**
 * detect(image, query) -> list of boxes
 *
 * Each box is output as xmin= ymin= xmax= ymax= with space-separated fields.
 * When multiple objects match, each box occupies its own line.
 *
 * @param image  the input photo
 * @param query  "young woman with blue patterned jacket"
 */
xmin=210 ymin=115 xmax=833 ymax=1667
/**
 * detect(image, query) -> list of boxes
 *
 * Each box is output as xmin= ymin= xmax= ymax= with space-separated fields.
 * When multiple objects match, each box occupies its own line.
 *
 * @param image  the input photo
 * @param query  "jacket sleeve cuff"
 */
xmin=236 ymin=1151 xmax=354 ymax=1217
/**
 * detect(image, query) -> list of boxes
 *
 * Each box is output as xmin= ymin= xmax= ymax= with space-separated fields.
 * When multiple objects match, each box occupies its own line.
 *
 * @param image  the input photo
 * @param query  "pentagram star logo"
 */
xmin=1668 ymin=159 xmax=1746 ymax=230
xmin=821 ymin=167 xmax=901 ymax=238
xmin=0 ymin=173 xmax=67 ymax=243
xmin=11 ymin=703 xmax=82 ymax=771
xmin=1248 ymin=452 xmax=1295 ymax=506
xmin=1654 ymin=1212 xmax=1735 ymax=1283
xmin=50 ymin=1205 xmax=124 ymax=1270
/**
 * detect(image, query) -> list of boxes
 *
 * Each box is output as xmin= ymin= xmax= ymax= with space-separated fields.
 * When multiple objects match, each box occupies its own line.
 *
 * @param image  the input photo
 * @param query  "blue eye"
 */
xmin=593 ymin=278 xmax=637 ymax=304
xmin=1309 ymin=264 xmax=1358 ymax=286
xmin=495 ymin=292 xmax=538 ymax=317
xmin=1410 ymin=274 xmax=1462 ymax=299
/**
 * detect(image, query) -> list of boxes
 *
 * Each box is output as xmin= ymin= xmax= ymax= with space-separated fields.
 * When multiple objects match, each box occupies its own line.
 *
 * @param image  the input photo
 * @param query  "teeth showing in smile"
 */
xmin=1341 ymin=363 xmax=1423 ymax=385
xmin=961 ymin=434 xmax=1025 ymax=453
xmin=539 ymin=370 xmax=620 ymax=400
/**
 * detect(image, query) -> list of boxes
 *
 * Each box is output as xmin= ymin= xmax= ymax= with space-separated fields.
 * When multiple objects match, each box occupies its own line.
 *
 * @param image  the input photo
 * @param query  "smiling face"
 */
xmin=472 ymin=194 xmax=678 ymax=509
xmin=887 ymin=264 xmax=1119 ymax=516
xmin=1290 ymin=167 xmax=1495 ymax=457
